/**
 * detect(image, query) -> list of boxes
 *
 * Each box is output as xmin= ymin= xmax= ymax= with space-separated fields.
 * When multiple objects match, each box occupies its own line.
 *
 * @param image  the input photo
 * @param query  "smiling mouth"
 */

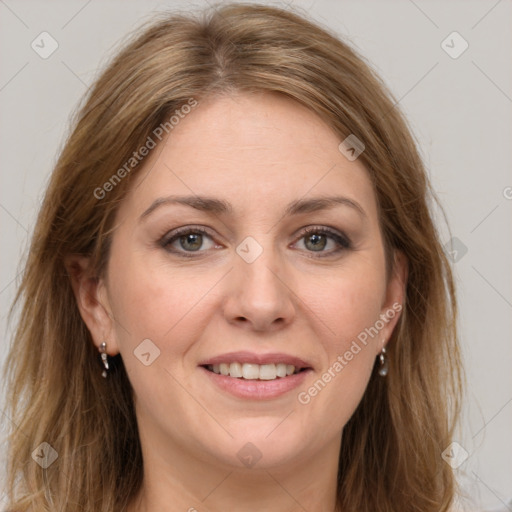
xmin=202 ymin=362 xmax=309 ymax=381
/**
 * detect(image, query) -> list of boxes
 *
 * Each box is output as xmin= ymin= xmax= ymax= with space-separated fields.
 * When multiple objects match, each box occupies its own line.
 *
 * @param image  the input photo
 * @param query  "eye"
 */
xmin=159 ymin=225 xmax=351 ymax=259
xmin=160 ymin=226 xmax=220 ymax=256
xmin=293 ymin=226 xmax=351 ymax=256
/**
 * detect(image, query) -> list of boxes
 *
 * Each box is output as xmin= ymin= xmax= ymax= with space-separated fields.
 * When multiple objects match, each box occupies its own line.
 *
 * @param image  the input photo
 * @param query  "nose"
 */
xmin=222 ymin=246 xmax=296 ymax=333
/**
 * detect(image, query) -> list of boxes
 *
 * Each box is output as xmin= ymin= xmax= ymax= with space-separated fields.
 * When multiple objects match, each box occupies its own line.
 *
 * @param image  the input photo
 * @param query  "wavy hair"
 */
xmin=2 ymin=3 xmax=463 ymax=511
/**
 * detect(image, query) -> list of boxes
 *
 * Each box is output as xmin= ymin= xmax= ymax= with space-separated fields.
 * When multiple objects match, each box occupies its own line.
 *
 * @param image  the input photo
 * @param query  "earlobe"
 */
xmin=65 ymin=255 xmax=119 ymax=355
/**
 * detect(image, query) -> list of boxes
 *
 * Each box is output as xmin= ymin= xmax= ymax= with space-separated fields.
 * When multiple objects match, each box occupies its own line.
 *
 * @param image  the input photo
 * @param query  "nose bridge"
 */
xmin=236 ymin=236 xmax=284 ymax=299
xmin=224 ymin=234 xmax=295 ymax=330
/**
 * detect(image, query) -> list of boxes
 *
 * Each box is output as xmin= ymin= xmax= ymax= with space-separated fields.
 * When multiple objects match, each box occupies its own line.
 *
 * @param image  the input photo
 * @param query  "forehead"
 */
xmin=119 ymin=92 xmax=377 ymax=220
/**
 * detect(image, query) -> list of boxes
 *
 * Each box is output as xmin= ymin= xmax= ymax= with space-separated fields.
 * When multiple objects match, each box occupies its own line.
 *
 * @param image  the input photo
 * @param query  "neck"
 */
xmin=127 ymin=423 xmax=341 ymax=512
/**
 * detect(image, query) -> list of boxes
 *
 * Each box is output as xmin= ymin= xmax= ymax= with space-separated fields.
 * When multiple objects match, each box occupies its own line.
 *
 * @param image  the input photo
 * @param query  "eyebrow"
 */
xmin=139 ymin=194 xmax=366 ymax=221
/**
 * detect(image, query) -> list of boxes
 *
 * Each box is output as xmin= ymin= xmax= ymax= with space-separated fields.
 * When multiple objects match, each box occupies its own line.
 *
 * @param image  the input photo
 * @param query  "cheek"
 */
xmin=297 ymin=263 xmax=385 ymax=412
xmin=107 ymin=250 xmax=218 ymax=357
xmin=310 ymin=263 xmax=386 ymax=349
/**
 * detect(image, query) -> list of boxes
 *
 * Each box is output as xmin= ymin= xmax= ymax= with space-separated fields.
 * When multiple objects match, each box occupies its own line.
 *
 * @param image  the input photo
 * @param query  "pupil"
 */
xmin=181 ymin=233 xmax=202 ymax=251
xmin=306 ymin=233 xmax=326 ymax=251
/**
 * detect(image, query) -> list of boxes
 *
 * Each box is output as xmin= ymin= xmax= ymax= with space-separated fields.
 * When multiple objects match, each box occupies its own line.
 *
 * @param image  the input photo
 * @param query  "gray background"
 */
xmin=1 ymin=1 xmax=511 ymax=510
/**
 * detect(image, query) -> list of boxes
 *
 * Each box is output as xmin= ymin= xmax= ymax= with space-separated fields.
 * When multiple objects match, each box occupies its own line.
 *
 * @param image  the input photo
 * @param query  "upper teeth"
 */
xmin=207 ymin=362 xmax=298 ymax=380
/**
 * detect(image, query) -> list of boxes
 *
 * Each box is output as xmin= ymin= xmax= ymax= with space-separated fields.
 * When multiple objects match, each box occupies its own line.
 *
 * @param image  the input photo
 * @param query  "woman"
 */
xmin=2 ymin=3 xmax=463 ymax=511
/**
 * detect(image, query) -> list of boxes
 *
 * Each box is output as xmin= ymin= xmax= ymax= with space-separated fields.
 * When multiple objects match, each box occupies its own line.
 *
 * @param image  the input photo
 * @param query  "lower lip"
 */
xmin=199 ymin=366 xmax=312 ymax=400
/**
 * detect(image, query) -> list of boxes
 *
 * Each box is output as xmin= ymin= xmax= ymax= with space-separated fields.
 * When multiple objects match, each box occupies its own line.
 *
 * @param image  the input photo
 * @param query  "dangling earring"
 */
xmin=378 ymin=346 xmax=388 ymax=377
xmin=99 ymin=342 xmax=109 ymax=378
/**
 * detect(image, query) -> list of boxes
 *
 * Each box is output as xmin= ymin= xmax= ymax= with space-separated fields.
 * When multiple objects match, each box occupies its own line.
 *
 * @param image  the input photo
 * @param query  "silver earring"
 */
xmin=99 ymin=342 xmax=109 ymax=378
xmin=378 ymin=346 xmax=388 ymax=377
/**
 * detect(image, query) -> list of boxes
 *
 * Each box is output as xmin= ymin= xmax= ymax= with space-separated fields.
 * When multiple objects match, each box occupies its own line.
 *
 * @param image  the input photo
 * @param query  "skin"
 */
xmin=69 ymin=91 xmax=407 ymax=512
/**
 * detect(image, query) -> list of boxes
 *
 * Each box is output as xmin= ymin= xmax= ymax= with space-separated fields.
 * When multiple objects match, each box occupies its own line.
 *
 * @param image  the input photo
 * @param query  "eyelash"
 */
xmin=159 ymin=225 xmax=352 ymax=259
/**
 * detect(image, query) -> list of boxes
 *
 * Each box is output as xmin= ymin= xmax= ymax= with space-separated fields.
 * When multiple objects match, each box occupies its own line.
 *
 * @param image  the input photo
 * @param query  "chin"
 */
xmin=195 ymin=420 xmax=313 ymax=470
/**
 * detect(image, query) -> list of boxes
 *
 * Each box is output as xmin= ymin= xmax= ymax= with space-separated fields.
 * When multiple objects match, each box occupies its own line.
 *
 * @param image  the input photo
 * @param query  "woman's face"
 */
xmin=82 ymin=92 xmax=405 ymax=471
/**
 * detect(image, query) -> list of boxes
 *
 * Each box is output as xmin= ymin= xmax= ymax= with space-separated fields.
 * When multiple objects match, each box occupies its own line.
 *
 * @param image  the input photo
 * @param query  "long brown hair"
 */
xmin=2 ymin=3 xmax=463 ymax=511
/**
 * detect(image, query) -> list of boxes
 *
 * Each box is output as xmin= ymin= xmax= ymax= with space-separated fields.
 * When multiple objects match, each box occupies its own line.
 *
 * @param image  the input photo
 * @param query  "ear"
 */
xmin=65 ymin=255 xmax=120 ymax=356
xmin=377 ymin=249 xmax=408 ymax=355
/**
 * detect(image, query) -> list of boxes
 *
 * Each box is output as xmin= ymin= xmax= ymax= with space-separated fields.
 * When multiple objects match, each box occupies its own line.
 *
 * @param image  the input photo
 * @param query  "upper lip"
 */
xmin=199 ymin=351 xmax=312 ymax=369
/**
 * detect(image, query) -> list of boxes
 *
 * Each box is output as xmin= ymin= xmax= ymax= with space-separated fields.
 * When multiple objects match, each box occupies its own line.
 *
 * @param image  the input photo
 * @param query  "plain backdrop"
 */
xmin=0 ymin=1 xmax=511 ymax=510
